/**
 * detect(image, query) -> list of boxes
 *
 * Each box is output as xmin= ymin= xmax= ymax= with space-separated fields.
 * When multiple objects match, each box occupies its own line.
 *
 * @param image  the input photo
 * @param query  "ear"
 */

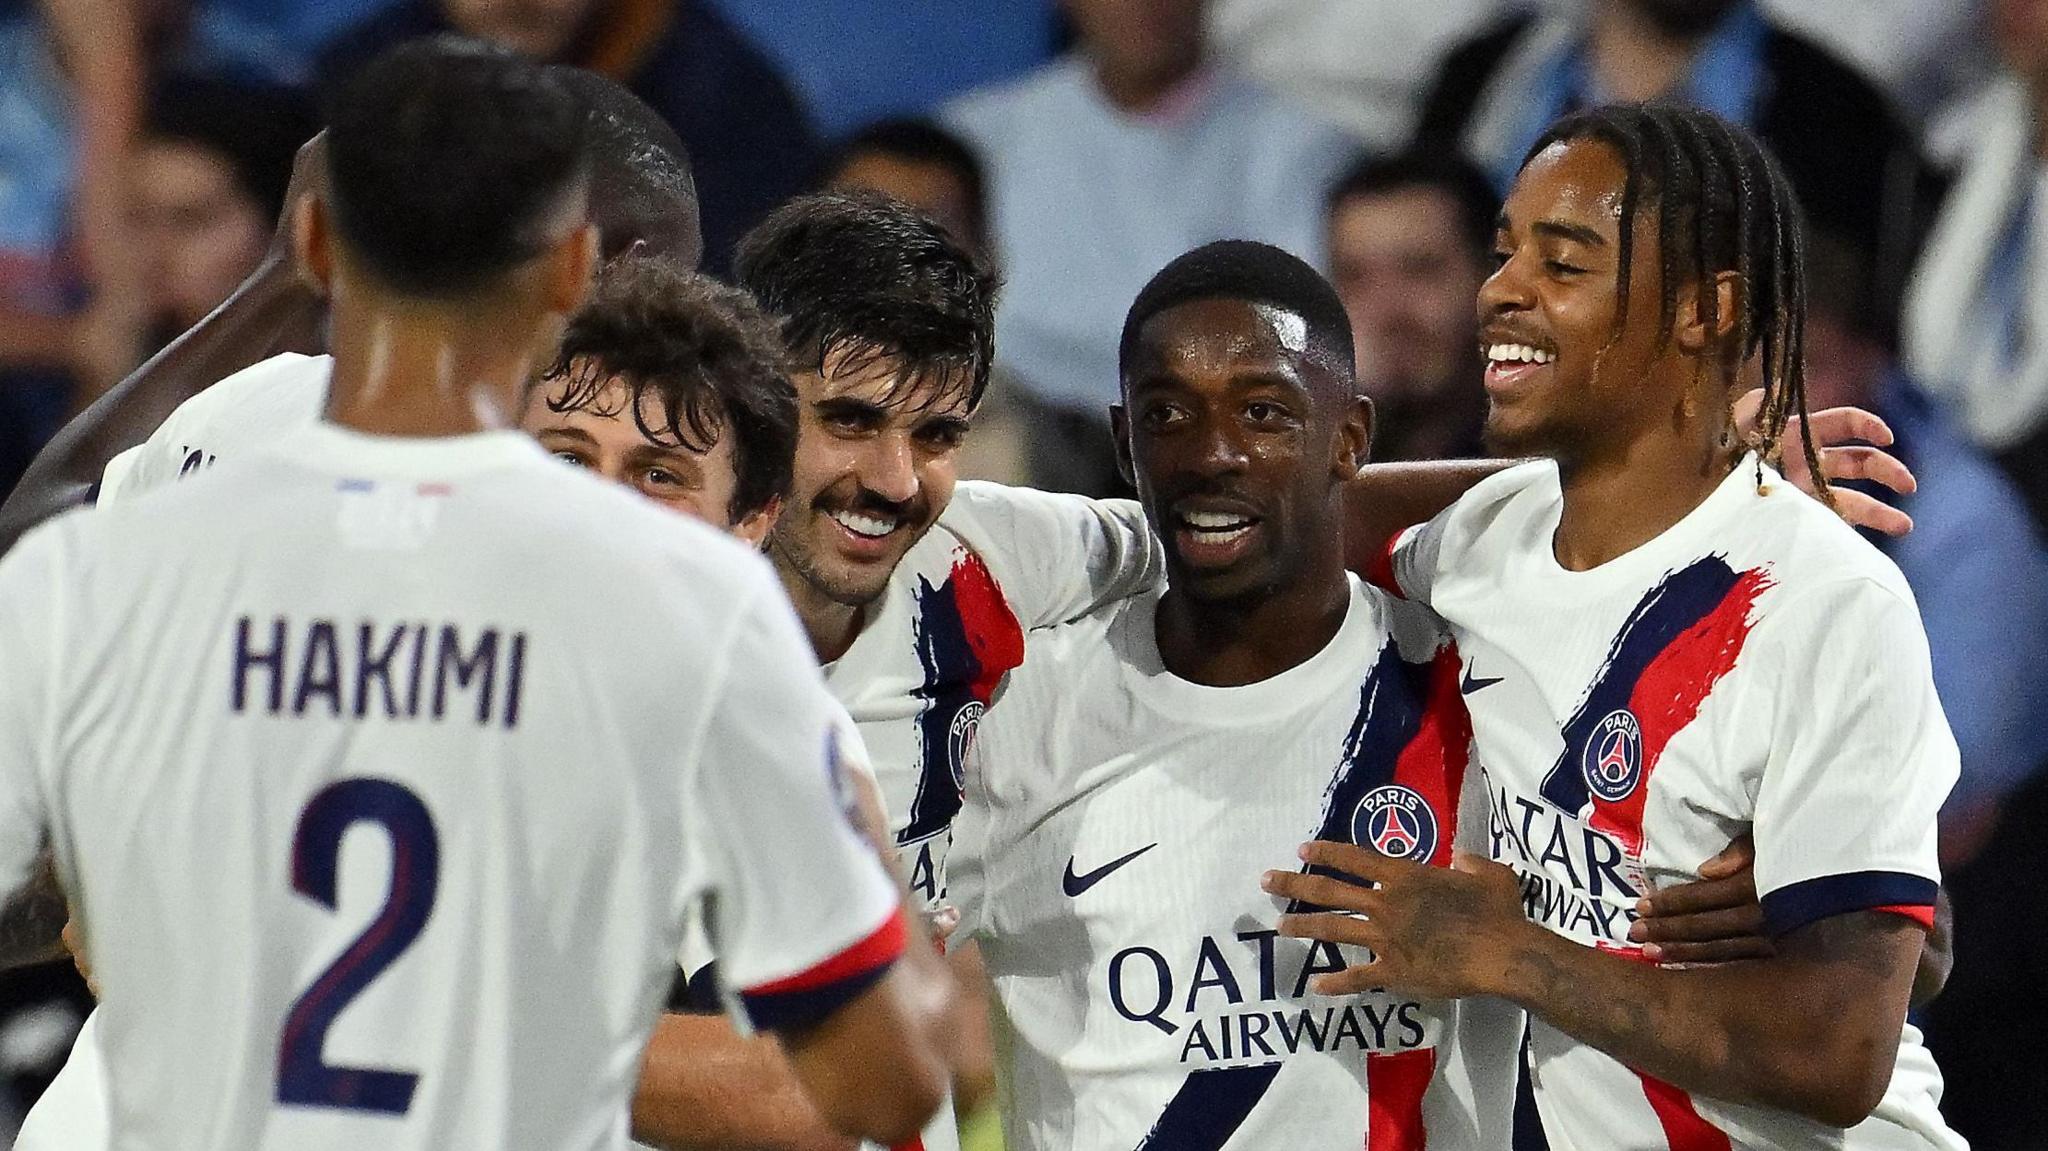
xmin=545 ymin=223 xmax=600 ymax=316
xmin=1675 ymin=270 xmax=1743 ymax=355
xmin=1332 ymin=393 xmax=1374 ymax=478
xmin=1109 ymin=403 xmax=1137 ymax=491
xmin=733 ymin=495 xmax=782 ymax=548
xmin=294 ymin=196 xmax=333 ymax=298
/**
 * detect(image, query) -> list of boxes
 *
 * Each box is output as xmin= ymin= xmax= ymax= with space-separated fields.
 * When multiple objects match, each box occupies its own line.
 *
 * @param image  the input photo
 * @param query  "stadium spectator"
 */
xmin=128 ymin=76 xmax=316 ymax=358
xmin=1904 ymin=0 xmax=2048 ymax=536
xmin=941 ymin=0 xmax=1358 ymax=485
xmin=1325 ymin=151 xmax=1492 ymax=462
xmin=318 ymin=0 xmax=817 ymax=274
xmin=1413 ymin=0 xmax=1943 ymax=345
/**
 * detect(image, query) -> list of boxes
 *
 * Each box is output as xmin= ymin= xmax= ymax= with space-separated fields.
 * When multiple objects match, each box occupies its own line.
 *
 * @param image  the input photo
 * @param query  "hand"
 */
xmin=1261 ymin=841 xmax=1529 ymax=1000
xmin=1731 ymin=389 xmax=1916 ymax=536
xmin=61 ymin=917 xmax=97 ymax=999
xmin=1628 ymin=835 xmax=1772 ymax=964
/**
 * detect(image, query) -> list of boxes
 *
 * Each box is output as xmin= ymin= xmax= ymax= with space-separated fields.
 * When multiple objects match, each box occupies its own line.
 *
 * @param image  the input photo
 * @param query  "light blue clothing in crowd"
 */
xmin=706 ymin=0 xmax=1055 ymax=138
xmin=181 ymin=0 xmax=402 ymax=86
xmin=1882 ymin=373 xmax=2048 ymax=811
xmin=945 ymin=58 xmax=1359 ymax=413
xmin=0 ymin=13 xmax=74 ymax=313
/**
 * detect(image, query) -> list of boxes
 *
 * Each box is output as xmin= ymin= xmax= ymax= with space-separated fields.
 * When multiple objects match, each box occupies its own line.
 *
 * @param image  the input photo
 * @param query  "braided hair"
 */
xmin=1523 ymin=104 xmax=1823 ymax=497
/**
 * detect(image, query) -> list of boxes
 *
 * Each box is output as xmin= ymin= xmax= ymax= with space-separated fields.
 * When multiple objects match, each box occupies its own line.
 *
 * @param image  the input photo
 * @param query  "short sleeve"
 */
xmin=0 ymin=527 xmax=61 ymax=897
xmin=944 ymin=483 xmax=1163 ymax=628
xmin=689 ymin=587 xmax=905 ymax=1033
xmin=1751 ymin=579 xmax=1955 ymax=937
xmin=1375 ymin=513 xmax=1450 ymax=607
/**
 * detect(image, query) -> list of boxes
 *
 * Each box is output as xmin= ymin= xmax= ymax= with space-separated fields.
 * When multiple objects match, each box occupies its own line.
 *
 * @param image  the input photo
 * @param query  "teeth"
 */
xmin=1487 ymin=343 xmax=1556 ymax=365
xmin=830 ymin=510 xmax=897 ymax=539
xmin=1182 ymin=510 xmax=1252 ymax=529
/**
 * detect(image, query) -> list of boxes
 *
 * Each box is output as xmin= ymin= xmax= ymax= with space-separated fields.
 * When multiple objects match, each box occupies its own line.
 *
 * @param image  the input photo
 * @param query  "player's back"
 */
xmin=25 ymin=422 xmax=781 ymax=1149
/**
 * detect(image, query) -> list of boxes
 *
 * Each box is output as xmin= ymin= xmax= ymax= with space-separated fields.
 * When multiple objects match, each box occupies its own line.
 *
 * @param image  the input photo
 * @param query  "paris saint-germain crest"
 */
xmin=1350 ymin=785 xmax=1439 ymax=862
xmin=1582 ymin=709 xmax=1643 ymax=801
xmin=946 ymin=700 xmax=984 ymax=790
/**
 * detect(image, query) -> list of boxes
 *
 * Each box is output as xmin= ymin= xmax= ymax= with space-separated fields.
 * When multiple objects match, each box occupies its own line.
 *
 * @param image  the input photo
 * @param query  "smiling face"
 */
xmin=1114 ymin=297 xmax=1368 ymax=603
xmin=767 ymin=345 xmax=974 ymax=608
xmin=1479 ymin=137 xmax=1674 ymax=462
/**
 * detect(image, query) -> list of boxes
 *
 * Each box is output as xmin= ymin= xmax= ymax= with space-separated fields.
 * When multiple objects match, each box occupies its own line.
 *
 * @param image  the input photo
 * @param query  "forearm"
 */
xmin=1495 ymin=914 xmax=1920 ymax=1126
xmin=1342 ymin=459 xmax=1507 ymax=576
xmin=42 ymin=0 xmax=142 ymax=286
xmin=0 ymin=851 xmax=69 ymax=969
xmin=0 ymin=256 xmax=320 ymax=554
xmin=632 ymin=1012 xmax=855 ymax=1151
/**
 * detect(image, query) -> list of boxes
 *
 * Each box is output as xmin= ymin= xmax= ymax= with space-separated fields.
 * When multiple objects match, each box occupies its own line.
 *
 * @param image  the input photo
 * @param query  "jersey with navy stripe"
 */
xmin=949 ymin=576 xmax=1521 ymax=1151
xmin=1384 ymin=457 xmax=1963 ymax=1151
xmin=0 ymin=421 xmax=902 ymax=1151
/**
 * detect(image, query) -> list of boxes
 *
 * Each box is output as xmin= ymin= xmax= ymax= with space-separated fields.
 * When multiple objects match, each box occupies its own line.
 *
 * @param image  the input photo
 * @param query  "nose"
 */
xmin=1478 ymin=250 xmax=1534 ymax=322
xmin=1187 ymin=410 xmax=1250 ymax=481
xmin=856 ymin=431 xmax=920 ymax=505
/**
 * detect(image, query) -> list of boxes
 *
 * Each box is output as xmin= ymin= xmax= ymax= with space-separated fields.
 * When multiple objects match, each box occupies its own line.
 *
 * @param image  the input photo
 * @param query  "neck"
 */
xmin=1154 ymin=548 xmax=1351 ymax=688
xmin=323 ymin=295 xmax=546 ymax=437
xmin=769 ymin=545 xmax=868 ymax=665
xmin=1090 ymin=51 xmax=1202 ymax=114
xmin=1588 ymin=0 xmax=1714 ymax=103
xmin=1551 ymin=393 xmax=1734 ymax=570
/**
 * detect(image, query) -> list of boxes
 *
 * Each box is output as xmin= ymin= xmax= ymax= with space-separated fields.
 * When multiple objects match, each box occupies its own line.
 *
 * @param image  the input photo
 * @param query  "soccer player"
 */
xmin=947 ymin=240 xmax=1520 ymax=1149
xmin=0 ymin=39 xmax=950 ymax=1151
xmin=1265 ymin=104 xmax=1967 ymax=1149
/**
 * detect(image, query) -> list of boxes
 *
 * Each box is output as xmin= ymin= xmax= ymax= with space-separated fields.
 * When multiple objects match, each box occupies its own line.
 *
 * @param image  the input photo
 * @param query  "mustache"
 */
xmin=815 ymin=486 xmax=924 ymax=521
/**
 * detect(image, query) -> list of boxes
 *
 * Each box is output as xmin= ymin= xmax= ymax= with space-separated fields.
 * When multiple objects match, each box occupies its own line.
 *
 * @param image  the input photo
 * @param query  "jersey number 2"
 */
xmin=276 ymin=778 xmax=440 ymax=1114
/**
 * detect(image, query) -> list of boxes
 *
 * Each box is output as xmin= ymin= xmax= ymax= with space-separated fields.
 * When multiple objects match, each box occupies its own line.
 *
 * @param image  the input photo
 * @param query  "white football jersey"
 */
xmin=1382 ymin=458 xmax=1963 ymax=1151
xmin=950 ymin=576 xmax=1522 ymax=1151
xmin=0 ymin=421 xmax=903 ymax=1151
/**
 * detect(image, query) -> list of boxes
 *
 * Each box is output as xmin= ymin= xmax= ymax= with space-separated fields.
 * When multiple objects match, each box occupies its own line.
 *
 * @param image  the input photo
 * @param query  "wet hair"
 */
xmin=1326 ymin=149 xmax=1500 ymax=257
xmin=827 ymin=117 xmax=988 ymax=249
xmin=1118 ymin=240 xmax=1356 ymax=384
xmin=325 ymin=36 xmax=591 ymax=297
xmin=546 ymin=65 xmax=701 ymax=266
xmin=734 ymin=190 xmax=998 ymax=410
xmin=1524 ymin=103 xmax=1821 ymax=493
xmin=544 ymin=257 xmax=797 ymax=521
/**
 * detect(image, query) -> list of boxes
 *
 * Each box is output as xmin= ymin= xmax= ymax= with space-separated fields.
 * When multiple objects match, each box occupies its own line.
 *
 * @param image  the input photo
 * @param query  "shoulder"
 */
xmin=941 ymin=479 xmax=1140 ymax=541
xmin=1735 ymin=477 xmax=1921 ymax=633
xmin=1435 ymin=459 xmax=1557 ymax=544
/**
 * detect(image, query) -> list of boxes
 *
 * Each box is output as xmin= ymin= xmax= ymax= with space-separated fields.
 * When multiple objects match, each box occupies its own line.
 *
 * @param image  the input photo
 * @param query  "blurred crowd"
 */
xmin=0 ymin=0 xmax=2044 ymax=1146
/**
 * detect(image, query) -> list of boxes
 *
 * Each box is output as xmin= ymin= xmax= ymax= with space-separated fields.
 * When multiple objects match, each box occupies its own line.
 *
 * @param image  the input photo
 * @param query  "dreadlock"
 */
xmin=1523 ymin=104 xmax=1823 ymax=501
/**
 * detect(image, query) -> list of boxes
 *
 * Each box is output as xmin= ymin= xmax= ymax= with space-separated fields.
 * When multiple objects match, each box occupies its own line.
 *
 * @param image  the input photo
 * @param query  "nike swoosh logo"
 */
xmin=1062 ymin=843 xmax=1158 ymax=897
xmin=1461 ymin=667 xmax=1504 ymax=694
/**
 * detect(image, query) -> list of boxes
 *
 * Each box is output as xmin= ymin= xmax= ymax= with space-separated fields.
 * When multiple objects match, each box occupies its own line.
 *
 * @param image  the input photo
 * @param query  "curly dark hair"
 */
xmin=733 ymin=190 xmax=998 ymax=411
xmin=544 ymin=257 xmax=797 ymax=521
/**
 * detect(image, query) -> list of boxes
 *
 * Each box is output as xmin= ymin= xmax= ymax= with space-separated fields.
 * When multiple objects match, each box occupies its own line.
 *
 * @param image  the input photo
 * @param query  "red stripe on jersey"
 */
xmin=1638 ymin=1072 xmax=1733 ymax=1151
xmin=1390 ymin=645 xmax=1472 ymax=868
xmin=1873 ymin=903 xmax=1938 ymax=929
xmin=946 ymin=552 xmax=1025 ymax=702
xmin=1366 ymin=529 xmax=1409 ymax=598
xmin=891 ymin=1138 xmax=926 ymax=1151
xmin=1366 ymin=1047 xmax=1436 ymax=1151
xmin=746 ymin=910 xmax=906 ymax=997
xmin=1592 ymin=568 xmax=1772 ymax=854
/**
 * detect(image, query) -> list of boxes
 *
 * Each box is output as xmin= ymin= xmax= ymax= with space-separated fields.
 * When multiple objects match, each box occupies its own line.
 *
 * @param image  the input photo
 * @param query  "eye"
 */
xmin=1139 ymin=401 xmax=1189 ymax=430
xmin=916 ymin=422 xmax=968 ymax=451
xmin=1246 ymin=400 xmax=1289 ymax=424
xmin=1546 ymin=259 xmax=1587 ymax=277
xmin=643 ymin=467 xmax=681 ymax=488
xmin=551 ymin=449 xmax=593 ymax=469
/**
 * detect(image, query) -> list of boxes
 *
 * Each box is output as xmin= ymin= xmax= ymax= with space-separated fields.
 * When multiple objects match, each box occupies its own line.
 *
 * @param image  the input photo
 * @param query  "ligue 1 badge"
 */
xmin=1350 ymin=785 xmax=1439 ymax=863
xmin=1582 ymin=708 xmax=1644 ymax=801
xmin=947 ymin=700 xmax=984 ymax=790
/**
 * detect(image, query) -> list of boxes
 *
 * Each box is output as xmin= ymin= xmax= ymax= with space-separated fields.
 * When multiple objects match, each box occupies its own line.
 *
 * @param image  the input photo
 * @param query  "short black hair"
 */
xmin=1523 ymin=103 xmax=1819 ymax=496
xmin=1327 ymin=149 xmax=1500 ymax=257
xmin=1119 ymin=240 xmax=1356 ymax=384
xmin=547 ymin=65 xmax=701 ymax=267
xmin=144 ymin=73 xmax=317 ymax=220
xmin=828 ymin=118 xmax=987 ymax=248
xmin=544 ymin=257 xmax=796 ymax=522
xmin=734 ymin=190 xmax=999 ymax=410
xmin=325 ymin=36 xmax=591 ymax=297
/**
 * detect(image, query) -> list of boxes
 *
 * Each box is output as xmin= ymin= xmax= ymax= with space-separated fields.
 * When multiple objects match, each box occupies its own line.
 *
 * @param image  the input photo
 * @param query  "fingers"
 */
xmin=1641 ymin=936 xmax=1777 ymax=965
xmin=1275 ymin=910 xmax=1380 ymax=952
xmin=1827 ymin=489 xmax=1915 ymax=537
xmin=1302 ymin=961 xmax=1389 ymax=998
xmin=1261 ymin=869 xmax=1385 ymax=916
xmin=1696 ymin=834 xmax=1755 ymax=881
xmin=1629 ymin=904 xmax=1764 ymax=945
xmin=1798 ymin=406 xmax=1895 ymax=449
xmin=1297 ymin=839 xmax=1407 ymax=883
xmin=1732 ymin=388 xmax=1764 ymax=436
xmin=1636 ymin=871 xmax=1757 ymax=919
xmin=1818 ymin=444 xmax=1917 ymax=494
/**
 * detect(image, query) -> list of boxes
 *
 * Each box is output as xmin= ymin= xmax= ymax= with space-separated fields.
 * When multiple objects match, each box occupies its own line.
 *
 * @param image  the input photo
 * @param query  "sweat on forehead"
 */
xmin=1119 ymin=240 xmax=1355 ymax=381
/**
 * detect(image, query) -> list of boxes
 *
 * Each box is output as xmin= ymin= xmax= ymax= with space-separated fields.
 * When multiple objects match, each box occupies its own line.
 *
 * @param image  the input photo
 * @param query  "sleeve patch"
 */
xmin=739 ymin=910 xmax=905 ymax=1032
xmin=1759 ymin=871 xmax=1939 ymax=937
